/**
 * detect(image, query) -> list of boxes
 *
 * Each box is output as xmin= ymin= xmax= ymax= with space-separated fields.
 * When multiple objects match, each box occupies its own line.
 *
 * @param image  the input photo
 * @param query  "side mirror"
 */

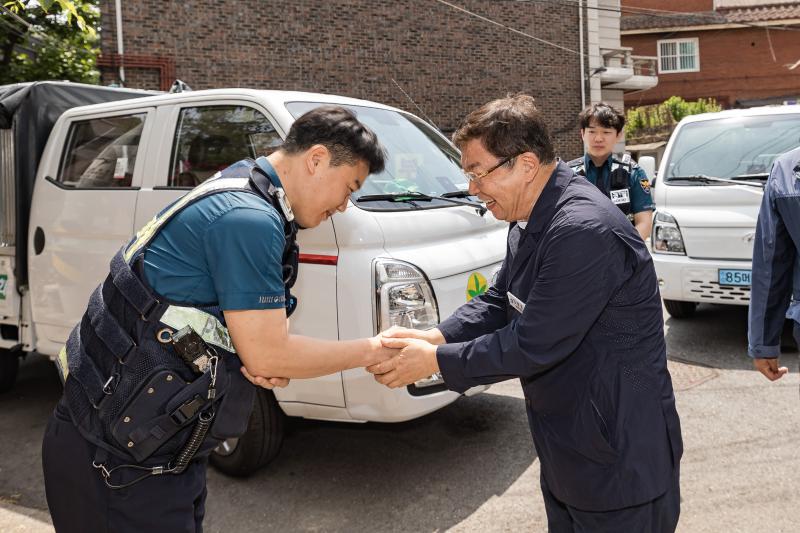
xmin=638 ymin=156 xmax=656 ymax=181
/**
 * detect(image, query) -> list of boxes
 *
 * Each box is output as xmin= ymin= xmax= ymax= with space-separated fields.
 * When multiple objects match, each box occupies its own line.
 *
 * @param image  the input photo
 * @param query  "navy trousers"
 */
xmin=42 ymin=399 xmax=208 ymax=533
xmin=541 ymin=469 xmax=681 ymax=533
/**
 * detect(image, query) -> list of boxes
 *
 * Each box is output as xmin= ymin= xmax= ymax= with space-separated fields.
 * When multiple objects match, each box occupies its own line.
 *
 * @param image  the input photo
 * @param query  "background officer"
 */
xmin=42 ymin=106 xmax=392 ymax=533
xmin=748 ymin=146 xmax=800 ymax=381
xmin=370 ymin=94 xmax=682 ymax=532
xmin=568 ymin=102 xmax=654 ymax=241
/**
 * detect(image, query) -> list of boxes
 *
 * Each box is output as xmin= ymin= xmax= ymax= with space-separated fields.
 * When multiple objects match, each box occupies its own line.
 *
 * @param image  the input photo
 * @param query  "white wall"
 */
xmin=587 ymin=0 xmax=628 ymax=152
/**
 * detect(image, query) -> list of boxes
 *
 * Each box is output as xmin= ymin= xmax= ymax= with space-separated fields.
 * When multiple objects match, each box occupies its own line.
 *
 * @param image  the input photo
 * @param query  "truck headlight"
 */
xmin=651 ymin=211 xmax=686 ymax=255
xmin=373 ymin=259 xmax=439 ymax=333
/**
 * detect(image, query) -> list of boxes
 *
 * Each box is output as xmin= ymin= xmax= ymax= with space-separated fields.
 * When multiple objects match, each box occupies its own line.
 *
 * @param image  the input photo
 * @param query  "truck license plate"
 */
xmin=718 ymin=269 xmax=751 ymax=286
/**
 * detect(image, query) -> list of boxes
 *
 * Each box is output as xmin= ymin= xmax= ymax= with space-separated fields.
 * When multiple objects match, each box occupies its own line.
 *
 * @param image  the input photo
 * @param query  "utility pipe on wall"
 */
xmin=115 ymin=0 xmax=125 ymax=85
xmin=579 ymin=0 xmax=586 ymax=109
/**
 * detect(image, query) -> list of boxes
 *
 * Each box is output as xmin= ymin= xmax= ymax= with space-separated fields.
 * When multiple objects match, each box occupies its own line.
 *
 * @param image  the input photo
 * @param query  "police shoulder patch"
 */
xmin=639 ymin=178 xmax=651 ymax=194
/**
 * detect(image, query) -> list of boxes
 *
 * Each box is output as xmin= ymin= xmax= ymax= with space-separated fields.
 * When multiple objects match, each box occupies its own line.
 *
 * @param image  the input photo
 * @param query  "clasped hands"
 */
xmin=240 ymin=325 xmax=442 ymax=390
xmin=366 ymin=325 xmax=442 ymax=388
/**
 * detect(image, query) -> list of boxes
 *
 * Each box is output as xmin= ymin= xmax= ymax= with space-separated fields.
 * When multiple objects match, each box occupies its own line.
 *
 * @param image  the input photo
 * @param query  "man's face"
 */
xmin=461 ymin=139 xmax=527 ymax=222
xmin=293 ymin=151 xmax=369 ymax=229
xmin=580 ymin=118 xmax=622 ymax=162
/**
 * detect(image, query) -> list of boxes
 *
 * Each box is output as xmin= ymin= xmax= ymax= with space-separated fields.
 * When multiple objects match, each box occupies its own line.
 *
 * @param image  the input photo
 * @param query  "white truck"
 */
xmin=650 ymin=104 xmax=800 ymax=318
xmin=0 ymin=81 xmax=506 ymax=475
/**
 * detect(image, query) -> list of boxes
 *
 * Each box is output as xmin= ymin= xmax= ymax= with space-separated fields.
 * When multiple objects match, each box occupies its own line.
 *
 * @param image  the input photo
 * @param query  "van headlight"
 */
xmin=373 ymin=259 xmax=439 ymax=333
xmin=651 ymin=211 xmax=686 ymax=255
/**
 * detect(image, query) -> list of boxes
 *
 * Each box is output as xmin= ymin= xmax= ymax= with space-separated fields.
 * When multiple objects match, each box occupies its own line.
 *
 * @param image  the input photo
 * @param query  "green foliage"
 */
xmin=625 ymin=96 xmax=722 ymax=139
xmin=1 ymin=0 xmax=99 ymax=85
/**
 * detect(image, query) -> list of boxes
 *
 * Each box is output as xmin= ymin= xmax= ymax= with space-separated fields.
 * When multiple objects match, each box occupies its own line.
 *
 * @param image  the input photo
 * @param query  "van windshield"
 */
xmin=286 ymin=101 xmax=471 ymax=210
xmin=664 ymin=113 xmax=800 ymax=183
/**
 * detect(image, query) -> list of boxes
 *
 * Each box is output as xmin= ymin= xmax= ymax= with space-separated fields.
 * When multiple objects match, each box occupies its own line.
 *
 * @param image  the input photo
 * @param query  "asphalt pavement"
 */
xmin=0 ymin=303 xmax=798 ymax=532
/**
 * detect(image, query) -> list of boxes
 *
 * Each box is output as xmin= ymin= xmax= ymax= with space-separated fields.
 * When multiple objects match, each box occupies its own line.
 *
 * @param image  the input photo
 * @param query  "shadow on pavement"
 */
xmin=205 ymin=388 xmax=535 ymax=533
xmin=664 ymin=303 xmax=798 ymax=372
xmin=1 ymin=353 xmax=535 ymax=533
xmin=0 ymin=354 xmax=61 ymax=514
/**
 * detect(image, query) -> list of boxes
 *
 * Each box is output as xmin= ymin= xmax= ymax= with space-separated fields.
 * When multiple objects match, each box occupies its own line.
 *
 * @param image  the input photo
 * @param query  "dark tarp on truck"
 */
xmin=0 ymin=81 xmax=152 ymax=289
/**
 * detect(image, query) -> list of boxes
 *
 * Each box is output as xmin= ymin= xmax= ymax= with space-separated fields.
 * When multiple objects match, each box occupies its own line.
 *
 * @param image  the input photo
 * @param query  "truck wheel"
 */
xmin=0 ymin=347 xmax=21 ymax=393
xmin=664 ymin=299 xmax=697 ymax=319
xmin=209 ymin=388 xmax=284 ymax=477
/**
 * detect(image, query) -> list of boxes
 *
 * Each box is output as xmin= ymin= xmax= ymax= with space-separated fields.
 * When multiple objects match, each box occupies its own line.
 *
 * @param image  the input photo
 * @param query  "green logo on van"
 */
xmin=0 ymin=274 xmax=7 ymax=300
xmin=466 ymin=272 xmax=487 ymax=301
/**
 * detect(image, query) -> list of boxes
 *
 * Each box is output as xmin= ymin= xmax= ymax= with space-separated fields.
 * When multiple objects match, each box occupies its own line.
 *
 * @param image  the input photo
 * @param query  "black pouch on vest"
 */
xmin=209 ymin=366 xmax=255 ymax=440
xmin=110 ymin=366 xmax=225 ymax=463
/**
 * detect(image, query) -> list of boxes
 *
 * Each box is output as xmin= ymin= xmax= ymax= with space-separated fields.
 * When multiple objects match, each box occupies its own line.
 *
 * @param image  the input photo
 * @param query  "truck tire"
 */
xmin=664 ymin=299 xmax=697 ymax=319
xmin=209 ymin=388 xmax=284 ymax=477
xmin=0 ymin=347 xmax=21 ymax=393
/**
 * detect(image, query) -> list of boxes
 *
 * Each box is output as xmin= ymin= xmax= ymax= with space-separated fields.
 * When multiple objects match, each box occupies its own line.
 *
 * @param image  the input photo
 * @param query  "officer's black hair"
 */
xmin=578 ymin=102 xmax=625 ymax=133
xmin=452 ymin=94 xmax=555 ymax=164
xmin=281 ymin=105 xmax=386 ymax=175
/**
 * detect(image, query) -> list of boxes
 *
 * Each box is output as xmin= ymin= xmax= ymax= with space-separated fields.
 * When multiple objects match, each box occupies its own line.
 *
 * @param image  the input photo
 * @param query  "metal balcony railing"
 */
xmin=600 ymin=47 xmax=657 ymax=74
xmin=596 ymin=47 xmax=659 ymax=91
xmin=631 ymin=56 xmax=658 ymax=77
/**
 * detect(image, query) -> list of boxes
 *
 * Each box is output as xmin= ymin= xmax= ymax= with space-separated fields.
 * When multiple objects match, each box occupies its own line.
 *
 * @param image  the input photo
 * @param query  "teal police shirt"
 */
xmin=581 ymin=154 xmax=654 ymax=214
xmin=142 ymin=160 xmax=287 ymax=311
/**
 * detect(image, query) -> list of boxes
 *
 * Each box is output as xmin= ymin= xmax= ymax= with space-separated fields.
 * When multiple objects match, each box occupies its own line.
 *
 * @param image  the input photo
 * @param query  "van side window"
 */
xmin=59 ymin=114 xmax=146 ymax=188
xmin=168 ymin=106 xmax=282 ymax=187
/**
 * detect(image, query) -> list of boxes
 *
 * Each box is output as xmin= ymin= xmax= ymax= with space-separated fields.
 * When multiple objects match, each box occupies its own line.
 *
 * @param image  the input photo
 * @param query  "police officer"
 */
xmin=369 ymin=95 xmax=682 ymax=532
xmin=748 ymin=146 xmax=800 ymax=381
xmin=568 ymin=102 xmax=654 ymax=241
xmin=42 ymin=106 xmax=391 ymax=533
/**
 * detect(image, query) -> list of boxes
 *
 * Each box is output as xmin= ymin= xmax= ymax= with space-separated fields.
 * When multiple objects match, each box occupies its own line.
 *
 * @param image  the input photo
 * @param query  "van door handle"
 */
xmin=33 ymin=227 xmax=45 ymax=255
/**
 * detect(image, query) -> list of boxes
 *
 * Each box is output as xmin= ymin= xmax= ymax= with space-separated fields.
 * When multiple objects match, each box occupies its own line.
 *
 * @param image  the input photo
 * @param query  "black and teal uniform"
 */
xmin=42 ymin=157 xmax=298 ymax=533
xmin=568 ymin=154 xmax=654 ymax=218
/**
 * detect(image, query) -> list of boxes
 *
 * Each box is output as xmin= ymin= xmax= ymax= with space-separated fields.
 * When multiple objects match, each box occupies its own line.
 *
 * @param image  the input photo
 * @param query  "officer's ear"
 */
xmin=517 ymin=152 xmax=540 ymax=183
xmin=305 ymin=144 xmax=331 ymax=175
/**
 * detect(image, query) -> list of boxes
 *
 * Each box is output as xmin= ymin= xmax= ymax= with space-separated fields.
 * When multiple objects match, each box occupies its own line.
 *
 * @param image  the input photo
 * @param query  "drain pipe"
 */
xmin=115 ymin=0 xmax=125 ymax=86
xmin=579 ymin=0 xmax=585 ymax=109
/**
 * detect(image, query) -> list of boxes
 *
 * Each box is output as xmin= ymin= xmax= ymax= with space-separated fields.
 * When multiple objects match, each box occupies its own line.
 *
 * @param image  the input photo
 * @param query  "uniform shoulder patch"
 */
xmin=639 ymin=178 xmax=651 ymax=194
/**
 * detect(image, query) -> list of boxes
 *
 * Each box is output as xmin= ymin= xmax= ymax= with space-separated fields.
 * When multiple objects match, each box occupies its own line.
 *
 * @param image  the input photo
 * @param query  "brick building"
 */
xmin=621 ymin=0 xmax=800 ymax=108
xmin=97 ymin=1 xmax=595 ymax=155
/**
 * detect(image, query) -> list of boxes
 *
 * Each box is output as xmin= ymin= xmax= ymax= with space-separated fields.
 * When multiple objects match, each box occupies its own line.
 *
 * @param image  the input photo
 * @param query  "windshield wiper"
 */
xmin=667 ymin=174 xmax=765 ymax=188
xmin=357 ymin=191 xmax=487 ymax=215
xmin=441 ymin=190 xmax=473 ymax=198
xmin=733 ymin=173 xmax=769 ymax=180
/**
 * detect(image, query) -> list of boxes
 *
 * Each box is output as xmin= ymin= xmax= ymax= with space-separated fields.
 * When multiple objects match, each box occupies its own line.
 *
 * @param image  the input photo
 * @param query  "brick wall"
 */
xmin=623 ymin=27 xmax=800 ymax=107
xmin=98 ymin=0 xmax=585 ymax=157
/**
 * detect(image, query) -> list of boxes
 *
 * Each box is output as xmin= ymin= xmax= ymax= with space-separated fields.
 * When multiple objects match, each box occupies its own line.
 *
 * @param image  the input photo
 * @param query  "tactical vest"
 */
xmin=58 ymin=158 xmax=299 ymax=473
xmin=568 ymin=155 xmax=637 ymax=217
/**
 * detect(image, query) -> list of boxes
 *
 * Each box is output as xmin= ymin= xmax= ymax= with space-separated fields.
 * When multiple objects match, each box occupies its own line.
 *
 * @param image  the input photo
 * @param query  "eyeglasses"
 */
xmin=463 ymin=153 xmax=521 ymax=185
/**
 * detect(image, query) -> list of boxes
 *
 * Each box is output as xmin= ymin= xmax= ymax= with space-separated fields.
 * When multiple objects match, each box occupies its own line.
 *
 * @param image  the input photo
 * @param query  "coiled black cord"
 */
xmin=169 ymin=409 xmax=214 ymax=475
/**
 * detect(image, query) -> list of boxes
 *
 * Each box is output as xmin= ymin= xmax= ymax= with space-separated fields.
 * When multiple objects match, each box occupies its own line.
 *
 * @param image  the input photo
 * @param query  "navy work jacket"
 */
xmin=436 ymin=161 xmax=682 ymax=512
xmin=749 ymin=147 xmax=800 ymax=357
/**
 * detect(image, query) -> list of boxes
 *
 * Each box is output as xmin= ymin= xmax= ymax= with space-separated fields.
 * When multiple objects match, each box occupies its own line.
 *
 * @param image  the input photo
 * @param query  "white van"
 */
xmin=650 ymin=105 xmax=800 ymax=318
xmin=0 ymin=85 xmax=505 ymax=474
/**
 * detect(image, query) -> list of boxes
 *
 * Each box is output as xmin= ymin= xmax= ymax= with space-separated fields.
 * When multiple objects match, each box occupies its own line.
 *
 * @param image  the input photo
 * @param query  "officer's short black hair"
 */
xmin=452 ymin=94 xmax=555 ymax=164
xmin=578 ymin=103 xmax=625 ymax=133
xmin=282 ymin=105 xmax=386 ymax=174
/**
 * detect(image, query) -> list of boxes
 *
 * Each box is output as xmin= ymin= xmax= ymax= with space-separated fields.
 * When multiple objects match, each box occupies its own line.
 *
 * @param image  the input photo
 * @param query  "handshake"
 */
xmin=366 ymin=325 xmax=446 ymax=388
xmin=241 ymin=325 xmax=445 ymax=390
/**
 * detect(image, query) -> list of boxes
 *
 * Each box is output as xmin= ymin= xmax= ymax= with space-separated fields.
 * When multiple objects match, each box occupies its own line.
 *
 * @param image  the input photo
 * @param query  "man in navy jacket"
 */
xmin=748 ymin=146 xmax=800 ymax=380
xmin=369 ymin=95 xmax=682 ymax=531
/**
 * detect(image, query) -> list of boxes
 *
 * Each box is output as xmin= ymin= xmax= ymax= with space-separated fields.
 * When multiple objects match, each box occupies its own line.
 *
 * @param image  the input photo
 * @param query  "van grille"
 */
xmin=686 ymin=278 xmax=751 ymax=303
